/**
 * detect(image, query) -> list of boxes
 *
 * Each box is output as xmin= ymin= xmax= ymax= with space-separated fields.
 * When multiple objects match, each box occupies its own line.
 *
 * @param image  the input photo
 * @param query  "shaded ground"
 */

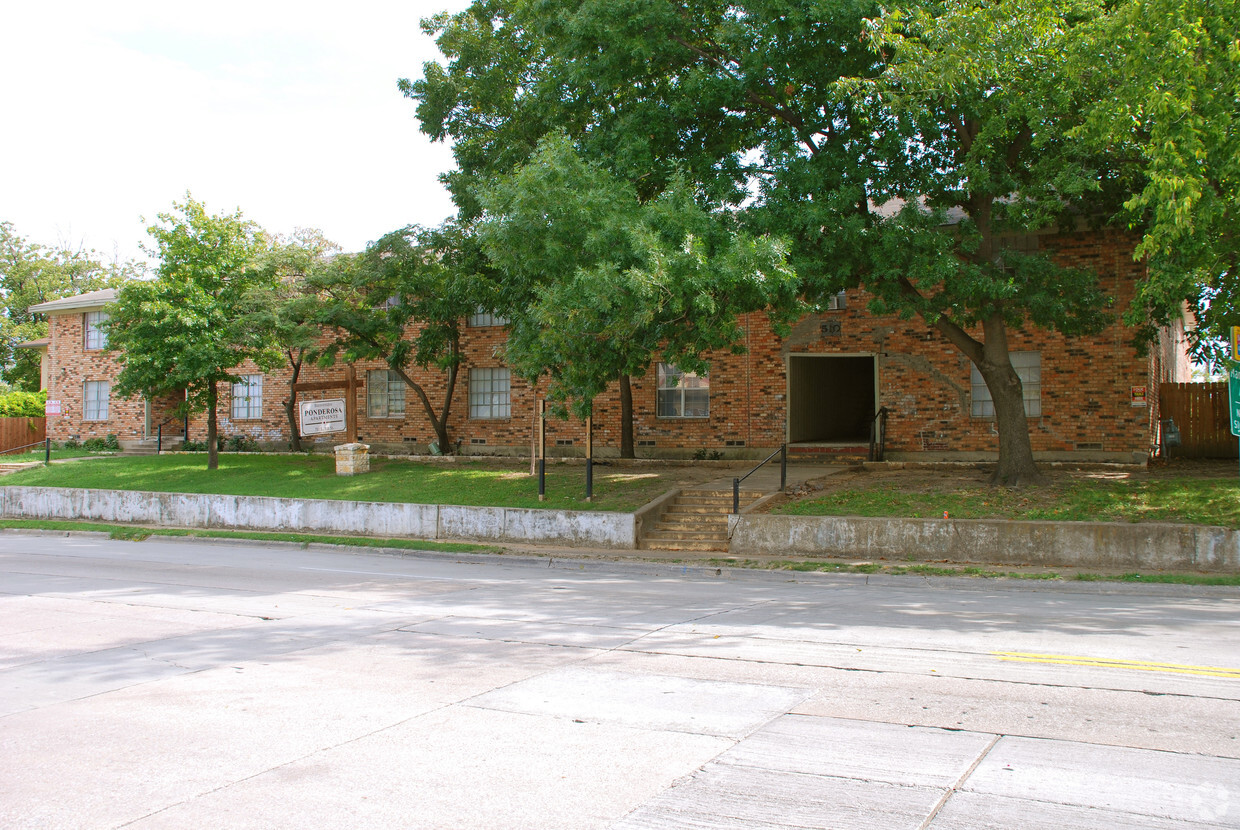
xmin=763 ymin=458 xmax=1240 ymax=528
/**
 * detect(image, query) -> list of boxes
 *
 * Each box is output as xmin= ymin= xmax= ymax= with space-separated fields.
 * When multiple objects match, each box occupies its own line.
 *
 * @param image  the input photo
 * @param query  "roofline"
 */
xmin=27 ymin=290 xmax=118 ymax=315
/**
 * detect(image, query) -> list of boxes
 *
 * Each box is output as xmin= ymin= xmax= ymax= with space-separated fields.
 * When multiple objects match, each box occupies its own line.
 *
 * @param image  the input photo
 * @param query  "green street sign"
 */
xmin=1231 ymin=366 xmax=1240 ymax=438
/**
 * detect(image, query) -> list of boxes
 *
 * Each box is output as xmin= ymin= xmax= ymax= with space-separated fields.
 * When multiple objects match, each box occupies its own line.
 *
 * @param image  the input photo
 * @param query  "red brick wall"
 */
xmin=50 ymin=228 xmax=1168 ymax=462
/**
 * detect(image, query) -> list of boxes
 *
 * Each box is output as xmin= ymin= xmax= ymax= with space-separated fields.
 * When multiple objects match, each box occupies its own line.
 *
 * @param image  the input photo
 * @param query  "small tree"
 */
xmin=108 ymin=196 xmax=276 ymax=470
xmin=248 ymin=229 xmax=341 ymax=452
xmin=310 ymin=222 xmax=485 ymax=452
xmin=479 ymin=136 xmax=799 ymax=452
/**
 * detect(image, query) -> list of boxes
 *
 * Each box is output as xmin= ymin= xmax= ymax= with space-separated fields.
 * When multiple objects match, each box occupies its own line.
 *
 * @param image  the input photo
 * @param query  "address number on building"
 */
xmin=299 ymin=398 xmax=346 ymax=436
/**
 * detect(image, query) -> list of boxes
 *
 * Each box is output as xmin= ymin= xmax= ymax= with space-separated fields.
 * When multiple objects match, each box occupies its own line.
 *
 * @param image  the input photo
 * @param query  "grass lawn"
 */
xmin=0 ymin=453 xmax=683 ymax=512
xmin=771 ymin=464 xmax=1240 ymax=529
xmin=1 ymin=448 xmax=103 ymax=462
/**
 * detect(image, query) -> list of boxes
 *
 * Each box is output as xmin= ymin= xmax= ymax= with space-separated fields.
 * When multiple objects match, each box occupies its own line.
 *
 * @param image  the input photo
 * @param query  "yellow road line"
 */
xmin=991 ymin=651 xmax=1240 ymax=679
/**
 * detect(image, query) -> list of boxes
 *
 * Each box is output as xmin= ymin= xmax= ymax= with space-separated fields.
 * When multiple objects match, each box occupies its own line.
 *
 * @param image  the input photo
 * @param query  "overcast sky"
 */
xmin=2 ymin=0 xmax=470 ymax=263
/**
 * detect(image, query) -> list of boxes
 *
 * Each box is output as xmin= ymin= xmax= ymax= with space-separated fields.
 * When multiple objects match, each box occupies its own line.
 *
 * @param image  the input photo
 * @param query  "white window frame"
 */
xmin=84 ymin=380 xmax=109 ymax=421
xmin=468 ymin=309 xmax=508 ymax=328
xmin=469 ymin=367 xmax=511 ymax=419
xmin=825 ymin=290 xmax=847 ymax=310
xmin=971 ymin=351 xmax=1042 ymax=418
xmin=367 ymin=369 xmax=406 ymax=418
xmin=657 ymin=363 xmax=710 ymax=418
xmin=84 ymin=311 xmax=108 ymax=350
xmin=231 ymin=374 xmax=263 ymax=420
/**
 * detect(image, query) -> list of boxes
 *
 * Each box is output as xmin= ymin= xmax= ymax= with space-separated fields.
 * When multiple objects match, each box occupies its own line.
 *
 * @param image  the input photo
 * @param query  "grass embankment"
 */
xmin=774 ymin=478 xmax=1240 ymax=529
xmin=1 ymin=448 xmax=100 ymax=462
xmin=0 ymin=453 xmax=672 ymax=512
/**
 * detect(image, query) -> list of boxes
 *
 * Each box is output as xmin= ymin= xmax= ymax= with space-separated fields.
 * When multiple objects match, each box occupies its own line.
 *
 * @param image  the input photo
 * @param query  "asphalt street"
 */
xmin=2 ymin=532 xmax=1239 ymax=828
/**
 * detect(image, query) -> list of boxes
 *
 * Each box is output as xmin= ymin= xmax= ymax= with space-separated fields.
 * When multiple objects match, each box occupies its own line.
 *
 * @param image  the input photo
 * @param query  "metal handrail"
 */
xmin=0 ymin=437 xmax=52 ymax=463
xmin=868 ymin=407 xmax=889 ymax=462
xmin=732 ymin=443 xmax=786 ymax=514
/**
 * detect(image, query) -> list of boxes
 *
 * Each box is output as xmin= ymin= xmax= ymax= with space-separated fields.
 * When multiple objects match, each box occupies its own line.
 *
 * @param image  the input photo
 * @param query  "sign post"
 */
xmin=291 ymin=365 xmax=366 ymax=476
xmin=291 ymin=364 xmax=360 ymax=443
xmin=1228 ymin=364 xmax=1240 ymax=480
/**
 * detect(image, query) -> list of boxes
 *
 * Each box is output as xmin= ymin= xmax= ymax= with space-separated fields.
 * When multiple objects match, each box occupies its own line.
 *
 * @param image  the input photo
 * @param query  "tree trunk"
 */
xmin=619 ymin=374 xmax=634 ymax=459
xmin=975 ymin=320 xmax=1044 ymax=486
xmin=286 ymin=358 xmax=302 ymax=453
xmin=206 ymin=385 xmax=219 ymax=471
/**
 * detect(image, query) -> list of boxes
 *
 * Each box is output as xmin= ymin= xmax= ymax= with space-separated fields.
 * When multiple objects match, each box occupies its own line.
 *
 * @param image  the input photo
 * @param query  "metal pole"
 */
xmin=538 ymin=399 xmax=546 ymax=501
xmin=44 ymin=436 xmax=50 ymax=465
xmin=780 ymin=443 xmax=787 ymax=491
xmin=157 ymin=424 xmax=162 ymax=455
xmin=733 ymin=477 xmax=740 ymax=515
xmin=585 ymin=414 xmax=593 ymax=502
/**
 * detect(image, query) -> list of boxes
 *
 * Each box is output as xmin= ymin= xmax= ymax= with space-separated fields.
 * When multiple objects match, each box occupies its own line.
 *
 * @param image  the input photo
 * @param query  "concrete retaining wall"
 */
xmin=729 ymin=514 xmax=1240 ymax=572
xmin=0 ymin=487 xmax=637 ymax=549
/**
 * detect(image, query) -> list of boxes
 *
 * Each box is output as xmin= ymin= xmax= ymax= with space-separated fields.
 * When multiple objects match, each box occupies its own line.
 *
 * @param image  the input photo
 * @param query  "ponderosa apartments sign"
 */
xmin=299 ymin=398 xmax=347 ymax=436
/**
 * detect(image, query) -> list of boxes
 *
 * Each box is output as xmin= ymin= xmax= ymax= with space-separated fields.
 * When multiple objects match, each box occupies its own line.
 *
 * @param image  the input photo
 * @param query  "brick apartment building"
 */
xmin=26 ymin=227 xmax=1190 ymax=463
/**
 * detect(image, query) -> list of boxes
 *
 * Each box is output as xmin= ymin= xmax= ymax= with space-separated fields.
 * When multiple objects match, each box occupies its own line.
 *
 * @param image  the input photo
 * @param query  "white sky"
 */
xmin=1 ymin=0 xmax=470 ymax=263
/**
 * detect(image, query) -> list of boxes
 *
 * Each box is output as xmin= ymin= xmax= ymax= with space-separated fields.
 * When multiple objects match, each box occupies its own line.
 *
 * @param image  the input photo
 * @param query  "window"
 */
xmin=231 ymin=374 xmax=263 ymax=419
xmin=84 ymin=311 xmax=108 ymax=350
xmin=469 ymin=367 xmax=511 ymax=419
xmin=84 ymin=381 xmax=109 ymax=421
xmin=468 ymin=309 xmax=508 ymax=328
xmin=657 ymin=363 xmax=710 ymax=418
xmin=367 ymin=369 xmax=406 ymax=418
xmin=826 ymin=290 xmax=847 ymax=310
xmin=971 ymin=352 xmax=1041 ymax=418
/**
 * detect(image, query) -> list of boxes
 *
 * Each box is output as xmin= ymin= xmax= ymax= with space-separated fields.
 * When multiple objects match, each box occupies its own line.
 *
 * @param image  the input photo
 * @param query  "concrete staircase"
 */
xmin=642 ymin=488 xmax=765 ymax=552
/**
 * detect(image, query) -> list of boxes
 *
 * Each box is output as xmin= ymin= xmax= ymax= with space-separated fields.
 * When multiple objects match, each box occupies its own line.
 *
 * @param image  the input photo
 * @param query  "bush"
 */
xmin=225 ymin=434 xmax=259 ymax=453
xmin=82 ymin=435 xmax=121 ymax=452
xmin=63 ymin=438 xmax=81 ymax=449
xmin=0 ymin=389 xmax=47 ymax=418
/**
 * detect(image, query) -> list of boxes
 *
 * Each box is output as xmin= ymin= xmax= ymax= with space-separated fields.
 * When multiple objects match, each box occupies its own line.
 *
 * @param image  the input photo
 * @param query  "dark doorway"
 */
xmin=787 ymin=355 xmax=876 ymax=444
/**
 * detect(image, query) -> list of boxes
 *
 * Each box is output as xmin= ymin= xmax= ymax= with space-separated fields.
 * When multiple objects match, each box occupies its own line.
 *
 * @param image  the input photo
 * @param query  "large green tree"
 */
xmin=478 ymin=135 xmax=799 ymax=455
xmin=108 ymin=196 xmax=277 ymax=470
xmin=0 ymin=222 xmax=140 ymax=390
xmin=1075 ymin=0 xmax=1240 ymax=362
xmin=309 ymin=221 xmax=487 ymax=453
xmin=412 ymin=0 xmax=1123 ymax=484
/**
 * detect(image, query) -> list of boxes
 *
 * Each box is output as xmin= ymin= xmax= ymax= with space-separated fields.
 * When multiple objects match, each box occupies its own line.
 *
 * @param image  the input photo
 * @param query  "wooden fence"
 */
xmin=1159 ymin=382 xmax=1238 ymax=459
xmin=0 ymin=417 xmax=46 ymax=456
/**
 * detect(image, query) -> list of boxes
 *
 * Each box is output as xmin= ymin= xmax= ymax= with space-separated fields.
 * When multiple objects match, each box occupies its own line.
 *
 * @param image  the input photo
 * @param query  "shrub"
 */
xmin=225 ymin=434 xmax=259 ymax=453
xmin=0 ymin=389 xmax=47 ymax=418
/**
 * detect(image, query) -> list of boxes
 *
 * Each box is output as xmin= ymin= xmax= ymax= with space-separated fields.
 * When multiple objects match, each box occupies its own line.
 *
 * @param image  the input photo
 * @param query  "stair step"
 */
xmin=656 ymin=517 xmax=729 ymax=530
xmin=643 ymin=538 xmax=730 ymax=552
xmin=646 ymin=529 xmax=730 ymax=542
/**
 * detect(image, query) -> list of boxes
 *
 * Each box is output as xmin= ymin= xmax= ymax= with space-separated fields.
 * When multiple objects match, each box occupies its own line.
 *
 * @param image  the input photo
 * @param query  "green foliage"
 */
xmin=224 ymin=434 xmax=259 ymax=453
xmin=478 ymin=136 xmax=799 ymax=419
xmin=308 ymin=220 xmax=488 ymax=450
xmin=0 ymin=388 xmax=46 ymax=417
xmin=413 ymin=0 xmax=1130 ymax=484
xmin=0 ymin=221 xmax=142 ymax=390
xmin=107 ymin=195 xmax=278 ymax=470
xmin=1071 ymin=0 xmax=1240 ymax=364
xmin=81 ymin=435 xmax=121 ymax=452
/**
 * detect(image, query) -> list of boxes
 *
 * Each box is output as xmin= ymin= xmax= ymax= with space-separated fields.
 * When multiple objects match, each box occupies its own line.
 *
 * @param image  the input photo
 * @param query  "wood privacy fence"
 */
xmin=0 ymin=417 xmax=46 ymax=456
xmin=1159 ymin=382 xmax=1238 ymax=458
